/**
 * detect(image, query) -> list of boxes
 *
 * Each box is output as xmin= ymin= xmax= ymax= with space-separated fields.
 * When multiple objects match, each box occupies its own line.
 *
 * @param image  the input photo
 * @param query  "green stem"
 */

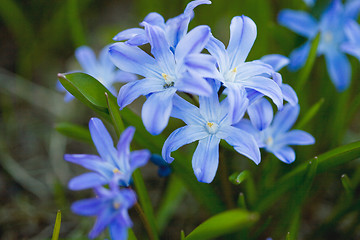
xmin=219 ymin=151 xmax=235 ymax=209
xmin=134 ymin=202 xmax=156 ymax=240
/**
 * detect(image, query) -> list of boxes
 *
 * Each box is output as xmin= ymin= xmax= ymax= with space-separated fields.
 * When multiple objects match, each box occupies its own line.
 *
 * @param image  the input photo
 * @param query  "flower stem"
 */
xmin=134 ymin=202 xmax=157 ymax=240
xmin=219 ymin=150 xmax=235 ymax=209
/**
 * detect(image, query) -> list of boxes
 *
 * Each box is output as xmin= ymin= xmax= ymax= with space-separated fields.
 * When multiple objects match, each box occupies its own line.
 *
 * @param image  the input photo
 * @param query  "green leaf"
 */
xmin=57 ymin=72 xmax=115 ymax=120
xmin=55 ymin=122 xmax=92 ymax=144
xmin=51 ymin=210 xmax=61 ymax=240
xmin=181 ymin=230 xmax=186 ymax=240
xmin=105 ymin=92 xmax=125 ymax=136
xmin=295 ymin=33 xmax=320 ymax=91
xmin=237 ymin=193 xmax=247 ymax=209
xmin=229 ymin=170 xmax=256 ymax=206
xmin=341 ymin=174 xmax=353 ymax=199
xmin=255 ymin=141 xmax=360 ymax=212
xmin=185 ymin=209 xmax=258 ymax=240
xmin=295 ymin=98 xmax=324 ymax=129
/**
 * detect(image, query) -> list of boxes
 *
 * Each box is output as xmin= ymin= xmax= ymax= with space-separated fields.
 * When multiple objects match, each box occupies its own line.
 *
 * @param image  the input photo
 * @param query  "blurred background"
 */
xmin=1 ymin=0 xmax=360 ymax=239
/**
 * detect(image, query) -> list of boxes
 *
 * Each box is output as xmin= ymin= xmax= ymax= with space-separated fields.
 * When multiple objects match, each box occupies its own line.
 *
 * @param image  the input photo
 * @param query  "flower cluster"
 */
xmin=62 ymin=0 xmax=318 ymax=238
xmin=65 ymin=118 xmax=150 ymax=239
xmin=278 ymin=0 xmax=360 ymax=91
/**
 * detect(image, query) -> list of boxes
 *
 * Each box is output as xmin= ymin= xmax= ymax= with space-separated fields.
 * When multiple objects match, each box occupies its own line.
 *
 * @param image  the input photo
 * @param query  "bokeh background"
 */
xmin=1 ymin=0 xmax=360 ymax=239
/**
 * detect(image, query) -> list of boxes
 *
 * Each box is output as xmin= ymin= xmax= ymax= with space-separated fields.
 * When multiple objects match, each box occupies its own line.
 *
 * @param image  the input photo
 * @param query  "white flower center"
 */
xmin=206 ymin=121 xmax=219 ymax=134
xmin=266 ymin=136 xmax=274 ymax=147
xmin=113 ymin=202 xmax=120 ymax=209
xmin=323 ymin=31 xmax=333 ymax=43
xmin=224 ymin=67 xmax=237 ymax=82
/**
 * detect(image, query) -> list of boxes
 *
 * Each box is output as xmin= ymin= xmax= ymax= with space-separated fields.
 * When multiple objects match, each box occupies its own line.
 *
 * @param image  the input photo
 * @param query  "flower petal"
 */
xmin=141 ymin=88 xmax=176 ymax=135
xmin=109 ymin=219 xmax=128 ymax=240
xmin=281 ymin=84 xmax=298 ymax=106
xmin=68 ymin=172 xmax=108 ymax=190
xmin=241 ymin=76 xmax=283 ymax=110
xmin=117 ymin=78 xmax=164 ymax=109
xmin=199 ymin=80 xmax=221 ymax=121
xmin=278 ymin=9 xmax=318 ymax=38
xmin=129 ymin=149 xmax=151 ymax=172
xmin=143 ymin=12 xmax=165 ymax=27
xmin=344 ymin=0 xmax=360 ymax=19
xmin=217 ymin=125 xmax=261 ymax=165
xmin=64 ymin=154 xmax=114 ymax=177
xmin=75 ymin=46 xmax=98 ymax=74
xmin=71 ymin=197 xmax=105 ymax=216
xmin=172 ymin=94 xmax=204 ymax=125
xmin=113 ymin=28 xmax=145 ymax=41
xmin=288 ymin=41 xmax=311 ymax=71
xmin=226 ymin=82 xmax=249 ymax=124
xmin=175 ymin=25 xmax=211 ymax=64
xmin=144 ymin=23 xmax=175 ymax=74
xmin=248 ymin=98 xmax=273 ymax=131
xmin=109 ymin=42 xmax=158 ymax=77
xmin=277 ymin=129 xmax=315 ymax=146
xmin=206 ymin=36 xmax=229 ymax=73
xmin=228 ymin=16 xmax=257 ymax=68
xmin=89 ymin=118 xmax=118 ymax=165
xmin=175 ymin=71 xmax=213 ymax=96
xmin=114 ymin=70 xmax=138 ymax=83
xmin=115 ymin=126 xmax=135 ymax=172
xmin=184 ymin=53 xmax=220 ymax=79
xmin=162 ymin=125 xmax=208 ymax=163
xmin=89 ymin=207 xmax=117 ymax=239
xmin=324 ymin=50 xmax=351 ymax=91
xmin=260 ymin=54 xmax=289 ymax=71
xmin=271 ymin=104 xmax=299 ymax=134
xmin=234 ymin=119 xmax=263 ymax=147
xmin=272 ymin=146 xmax=296 ymax=164
xmin=192 ymin=135 xmax=221 ymax=183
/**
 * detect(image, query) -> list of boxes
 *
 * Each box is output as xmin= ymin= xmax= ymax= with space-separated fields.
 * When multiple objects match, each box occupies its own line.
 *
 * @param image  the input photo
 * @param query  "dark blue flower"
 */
xmin=150 ymin=154 xmax=172 ymax=177
xmin=236 ymin=98 xmax=315 ymax=163
xmin=71 ymin=181 xmax=136 ymax=240
xmin=278 ymin=0 xmax=360 ymax=91
xmin=162 ymin=81 xmax=260 ymax=183
xmin=65 ymin=118 xmax=150 ymax=190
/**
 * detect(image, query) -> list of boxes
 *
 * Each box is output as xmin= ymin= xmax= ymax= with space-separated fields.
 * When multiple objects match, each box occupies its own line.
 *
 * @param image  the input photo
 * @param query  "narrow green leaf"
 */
xmin=51 ymin=210 xmax=61 ymax=240
xmin=128 ymin=228 xmax=138 ymax=240
xmin=66 ymin=0 xmax=86 ymax=47
xmin=57 ymin=72 xmax=114 ymax=120
xmin=132 ymin=169 xmax=159 ymax=240
xmin=286 ymin=232 xmax=291 ymax=240
xmin=256 ymin=141 xmax=360 ymax=212
xmin=105 ymin=92 xmax=125 ymax=136
xmin=55 ymin=122 xmax=92 ymax=144
xmin=181 ymin=230 xmax=186 ymax=240
xmin=341 ymin=174 xmax=353 ymax=197
xmin=296 ymin=33 xmax=320 ymax=91
xmin=295 ymin=98 xmax=324 ymax=129
xmin=156 ymin=176 xmax=186 ymax=233
xmin=229 ymin=170 xmax=256 ymax=206
xmin=185 ymin=209 xmax=258 ymax=240
xmin=237 ymin=193 xmax=247 ymax=209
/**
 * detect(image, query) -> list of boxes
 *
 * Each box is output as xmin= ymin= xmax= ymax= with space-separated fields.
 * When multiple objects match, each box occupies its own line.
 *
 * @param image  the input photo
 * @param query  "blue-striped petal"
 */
xmin=324 ymin=50 xmax=351 ymax=91
xmin=277 ymin=130 xmax=315 ymax=146
xmin=272 ymin=146 xmax=296 ymax=164
xmin=260 ymin=54 xmax=289 ymax=71
xmin=288 ymin=41 xmax=311 ymax=71
xmin=75 ymin=46 xmax=98 ymax=75
xmin=192 ymin=135 xmax=221 ymax=183
xmin=113 ymin=28 xmax=145 ymax=41
xmin=271 ymin=104 xmax=299 ymax=134
xmin=162 ymin=125 xmax=208 ymax=163
xmin=68 ymin=173 xmax=108 ymax=190
xmin=248 ymin=98 xmax=273 ymax=131
xmin=228 ymin=16 xmax=257 ymax=68
xmin=171 ymin=94 xmax=204 ymax=125
xmin=141 ymin=88 xmax=177 ymax=135
xmin=281 ymin=84 xmax=298 ymax=106
xmin=71 ymin=197 xmax=106 ymax=216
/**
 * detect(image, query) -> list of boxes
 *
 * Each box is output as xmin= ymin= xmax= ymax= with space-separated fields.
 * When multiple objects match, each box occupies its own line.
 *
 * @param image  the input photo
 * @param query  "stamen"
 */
xmin=113 ymin=202 xmax=120 ymax=209
xmin=113 ymin=168 xmax=121 ymax=174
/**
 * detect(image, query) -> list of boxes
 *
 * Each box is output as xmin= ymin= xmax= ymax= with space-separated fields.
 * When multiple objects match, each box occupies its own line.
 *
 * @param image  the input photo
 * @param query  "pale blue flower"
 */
xmin=113 ymin=0 xmax=211 ymax=48
xmin=162 ymin=81 xmax=260 ymax=183
xmin=65 ymin=118 xmax=150 ymax=190
xmin=110 ymin=23 xmax=216 ymax=135
xmin=71 ymin=181 xmax=136 ymax=240
xmin=204 ymin=16 xmax=283 ymax=124
xmin=57 ymin=45 xmax=137 ymax=101
xmin=278 ymin=0 xmax=360 ymax=91
xmin=236 ymin=99 xmax=315 ymax=163
xmin=341 ymin=20 xmax=360 ymax=61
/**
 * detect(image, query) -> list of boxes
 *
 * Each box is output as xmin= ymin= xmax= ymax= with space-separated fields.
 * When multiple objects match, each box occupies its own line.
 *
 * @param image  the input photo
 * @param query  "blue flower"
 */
xmin=113 ymin=0 xmax=211 ymax=48
xmin=341 ymin=20 xmax=360 ymax=61
xmin=278 ymin=0 xmax=360 ymax=91
xmin=109 ymin=23 xmax=216 ymax=135
xmin=260 ymin=54 xmax=298 ymax=106
xmin=235 ymin=98 xmax=315 ymax=163
xmin=65 ymin=118 xmax=150 ymax=190
xmin=71 ymin=181 xmax=136 ymax=240
xmin=150 ymin=154 xmax=172 ymax=177
xmin=57 ymin=45 xmax=137 ymax=101
xmin=303 ymin=0 xmax=315 ymax=7
xmin=162 ymin=81 xmax=260 ymax=183
xmin=204 ymin=16 xmax=283 ymax=124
